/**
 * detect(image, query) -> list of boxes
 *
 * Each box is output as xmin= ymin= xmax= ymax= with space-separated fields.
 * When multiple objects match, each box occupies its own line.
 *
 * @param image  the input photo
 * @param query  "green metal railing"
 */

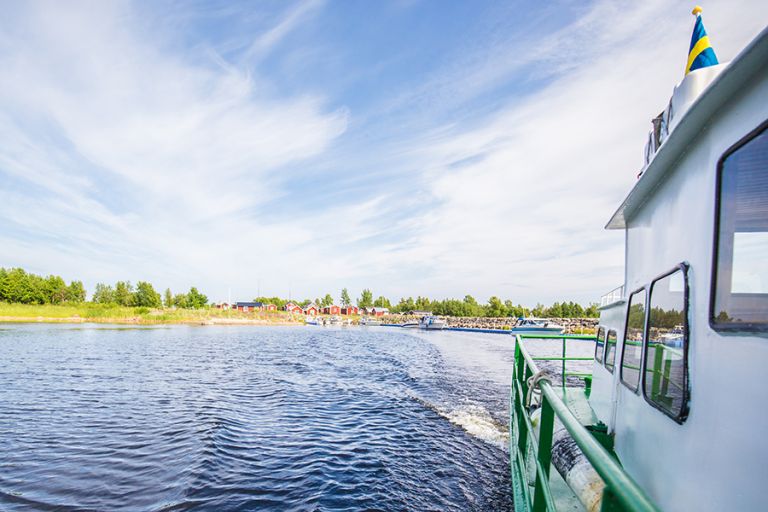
xmin=510 ymin=334 xmax=660 ymax=512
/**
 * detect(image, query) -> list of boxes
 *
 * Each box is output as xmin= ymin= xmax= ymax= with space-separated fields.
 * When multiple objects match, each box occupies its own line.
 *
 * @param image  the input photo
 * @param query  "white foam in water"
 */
xmin=442 ymin=403 xmax=509 ymax=452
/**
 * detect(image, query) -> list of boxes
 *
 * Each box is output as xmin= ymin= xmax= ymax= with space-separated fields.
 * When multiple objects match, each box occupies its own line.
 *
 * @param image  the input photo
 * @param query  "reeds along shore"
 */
xmin=0 ymin=303 xmax=303 ymax=325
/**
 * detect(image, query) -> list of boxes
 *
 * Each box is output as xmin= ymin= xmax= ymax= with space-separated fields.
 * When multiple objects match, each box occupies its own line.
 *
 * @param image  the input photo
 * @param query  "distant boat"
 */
xmin=305 ymin=316 xmax=320 ymax=326
xmin=400 ymin=321 xmax=419 ymax=328
xmin=359 ymin=316 xmax=382 ymax=326
xmin=509 ymin=318 xmax=564 ymax=334
xmin=419 ymin=315 xmax=447 ymax=330
xmin=328 ymin=315 xmax=343 ymax=326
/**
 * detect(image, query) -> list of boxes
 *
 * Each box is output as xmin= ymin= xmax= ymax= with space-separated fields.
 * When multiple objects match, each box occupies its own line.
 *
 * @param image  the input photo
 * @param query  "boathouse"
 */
xmin=371 ymin=307 xmax=389 ymax=317
xmin=341 ymin=305 xmax=359 ymax=315
xmin=304 ymin=303 xmax=319 ymax=316
xmin=234 ymin=301 xmax=263 ymax=312
xmin=322 ymin=304 xmax=341 ymax=315
xmin=284 ymin=302 xmax=303 ymax=314
xmin=264 ymin=303 xmax=277 ymax=312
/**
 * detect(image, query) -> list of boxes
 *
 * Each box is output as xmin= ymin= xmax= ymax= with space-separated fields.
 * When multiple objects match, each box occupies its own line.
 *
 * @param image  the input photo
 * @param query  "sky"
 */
xmin=0 ymin=0 xmax=765 ymax=306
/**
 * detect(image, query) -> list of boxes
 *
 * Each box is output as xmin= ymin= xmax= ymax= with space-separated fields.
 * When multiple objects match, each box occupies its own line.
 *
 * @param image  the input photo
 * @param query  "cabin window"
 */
xmin=595 ymin=326 xmax=606 ymax=363
xmin=712 ymin=123 xmax=768 ymax=332
xmin=605 ymin=330 xmax=617 ymax=373
xmin=644 ymin=266 xmax=689 ymax=423
xmin=621 ymin=288 xmax=646 ymax=392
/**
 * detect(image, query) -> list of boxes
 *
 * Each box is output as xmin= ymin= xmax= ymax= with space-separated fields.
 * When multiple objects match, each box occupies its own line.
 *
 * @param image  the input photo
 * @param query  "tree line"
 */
xmin=0 ymin=267 xmax=208 ymax=309
xmin=92 ymin=282 xmax=208 ymax=309
xmin=0 ymin=268 xmax=85 ymax=304
xmin=258 ymin=287 xmax=599 ymax=318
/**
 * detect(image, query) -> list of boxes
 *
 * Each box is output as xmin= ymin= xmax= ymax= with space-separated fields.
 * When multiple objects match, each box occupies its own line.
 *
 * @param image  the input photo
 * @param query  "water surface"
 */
xmin=0 ymin=324 xmax=522 ymax=511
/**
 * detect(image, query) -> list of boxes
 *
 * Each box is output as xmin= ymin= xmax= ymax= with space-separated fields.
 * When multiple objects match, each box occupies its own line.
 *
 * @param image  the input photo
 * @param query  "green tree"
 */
xmin=584 ymin=303 xmax=599 ymax=318
xmin=340 ymin=288 xmax=351 ymax=306
xmin=66 ymin=281 xmax=86 ymax=303
xmin=357 ymin=288 xmax=373 ymax=308
xmin=253 ymin=296 xmax=287 ymax=309
xmin=415 ymin=296 xmax=432 ymax=312
xmin=173 ymin=293 xmax=188 ymax=308
xmin=393 ymin=297 xmax=415 ymax=313
xmin=92 ymin=283 xmax=116 ymax=304
xmin=486 ymin=296 xmax=507 ymax=317
xmin=164 ymin=288 xmax=173 ymax=308
xmin=373 ymin=296 xmax=391 ymax=308
xmin=0 ymin=268 xmax=8 ymax=301
xmin=186 ymin=287 xmax=208 ymax=309
xmin=114 ymin=281 xmax=134 ymax=306
xmin=545 ymin=302 xmax=563 ymax=318
xmin=322 ymin=293 xmax=334 ymax=307
xmin=134 ymin=281 xmax=161 ymax=308
xmin=45 ymin=275 xmax=68 ymax=304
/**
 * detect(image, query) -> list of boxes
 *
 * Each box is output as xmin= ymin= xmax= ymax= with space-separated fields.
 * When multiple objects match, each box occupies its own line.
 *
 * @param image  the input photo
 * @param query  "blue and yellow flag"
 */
xmin=686 ymin=6 xmax=718 ymax=75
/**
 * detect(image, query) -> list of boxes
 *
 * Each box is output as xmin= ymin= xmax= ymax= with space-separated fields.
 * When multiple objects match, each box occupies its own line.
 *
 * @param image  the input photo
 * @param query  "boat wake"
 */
xmin=441 ymin=403 xmax=509 ymax=452
xmin=408 ymin=393 xmax=509 ymax=451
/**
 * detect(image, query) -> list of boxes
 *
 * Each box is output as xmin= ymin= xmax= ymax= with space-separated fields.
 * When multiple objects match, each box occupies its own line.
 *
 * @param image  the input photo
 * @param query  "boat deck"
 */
xmin=510 ymin=334 xmax=659 ymax=512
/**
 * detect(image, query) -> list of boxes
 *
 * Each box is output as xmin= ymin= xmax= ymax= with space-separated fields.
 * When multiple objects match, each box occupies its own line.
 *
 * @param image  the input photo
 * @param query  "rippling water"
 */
xmin=0 ymin=324 xmax=522 ymax=511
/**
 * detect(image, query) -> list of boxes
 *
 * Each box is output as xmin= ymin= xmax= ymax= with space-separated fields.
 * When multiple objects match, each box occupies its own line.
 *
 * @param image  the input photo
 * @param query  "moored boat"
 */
xmin=359 ymin=316 xmax=382 ymax=326
xmin=509 ymin=15 xmax=768 ymax=512
xmin=418 ymin=315 xmax=447 ymax=330
xmin=509 ymin=317 xmax=564 ymax=334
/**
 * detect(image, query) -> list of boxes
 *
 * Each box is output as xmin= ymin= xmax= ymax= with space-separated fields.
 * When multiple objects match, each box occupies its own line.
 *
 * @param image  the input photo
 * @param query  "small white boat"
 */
xmin=419 ymin=315 xmax=447 ymax=330
xmin=305 ymin=316 xmax=320 ymax=326
xmin=359 ymin=316 xmax=382 ymax=326
xmin=328 ymin=315 xmax=343 ymax=326
xmin=400 ymin=322 xmax=419 ymax=328
xmin=510 ymin=317 xmax=564 ymax=334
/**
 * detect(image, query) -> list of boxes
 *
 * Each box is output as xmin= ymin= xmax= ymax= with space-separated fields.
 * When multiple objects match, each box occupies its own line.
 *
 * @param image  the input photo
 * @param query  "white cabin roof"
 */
xmin=606 ymin=26 xmax=768 ymax=230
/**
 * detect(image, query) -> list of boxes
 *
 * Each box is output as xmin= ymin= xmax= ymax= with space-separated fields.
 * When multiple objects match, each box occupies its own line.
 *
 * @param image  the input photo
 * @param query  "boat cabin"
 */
xmin=592 ymin=27 xmax=768 ymax=511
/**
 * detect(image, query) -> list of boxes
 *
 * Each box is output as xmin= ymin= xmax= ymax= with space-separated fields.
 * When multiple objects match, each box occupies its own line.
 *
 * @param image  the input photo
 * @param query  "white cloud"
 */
xmin=0 ymin=0 xmax=764 ymax=306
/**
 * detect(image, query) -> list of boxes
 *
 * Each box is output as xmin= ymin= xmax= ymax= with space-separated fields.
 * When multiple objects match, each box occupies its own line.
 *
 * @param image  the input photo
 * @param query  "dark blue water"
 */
xmin=0 ymin=325 xmax=515 ymax=511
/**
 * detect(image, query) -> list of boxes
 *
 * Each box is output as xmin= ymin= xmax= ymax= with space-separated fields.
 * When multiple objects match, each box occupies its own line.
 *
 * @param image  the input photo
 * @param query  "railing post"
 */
xmin=515 ymin=337 xmax=530 ymax=457
xmin=533 ymin=394 xmax=555 ymax=512
xmin=561 ymin=336 xmax=567 ymax=385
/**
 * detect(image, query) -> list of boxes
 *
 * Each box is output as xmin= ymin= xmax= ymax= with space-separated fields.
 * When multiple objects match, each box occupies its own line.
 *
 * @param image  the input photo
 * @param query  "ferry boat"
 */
xmin=510 ymin=317 xmax=565 ymax=334
xmin=509 ymin=14 xmax=768 ymax=512
xmin=418 ymin=315 xmax=447 ymax=330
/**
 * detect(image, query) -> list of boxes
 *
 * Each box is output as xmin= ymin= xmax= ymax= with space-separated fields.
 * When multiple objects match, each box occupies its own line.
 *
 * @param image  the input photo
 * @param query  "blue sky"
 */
xmin=0 ymin=0 xmax=765 ymax=305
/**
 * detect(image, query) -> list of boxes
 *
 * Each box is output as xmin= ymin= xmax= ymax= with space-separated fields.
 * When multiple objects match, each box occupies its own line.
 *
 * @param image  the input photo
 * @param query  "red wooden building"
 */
xmin=371 ymin=307 xmax=390 ymax=317
xmin=304 ymin=303 xmax=319 ymax=316
xmin=284 ymin=302 xmax=303 ymax=314
xmin=340 ymin=305 xmax=359 ymax=315
xmin=322 ymin=305 xmax=341 ymax=315
xmin=264 ymin=303 xmax=277 ymax=312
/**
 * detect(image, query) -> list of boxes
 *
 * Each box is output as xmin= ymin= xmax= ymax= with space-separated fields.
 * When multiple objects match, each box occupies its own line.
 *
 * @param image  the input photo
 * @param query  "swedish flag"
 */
xmin=686 ymin=6 xmax=718 ymax=75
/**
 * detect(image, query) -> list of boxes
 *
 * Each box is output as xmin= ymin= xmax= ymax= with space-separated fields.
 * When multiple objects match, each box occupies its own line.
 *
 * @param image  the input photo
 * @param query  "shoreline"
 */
xmin=0 ymin=315 xmax=304 ymax=326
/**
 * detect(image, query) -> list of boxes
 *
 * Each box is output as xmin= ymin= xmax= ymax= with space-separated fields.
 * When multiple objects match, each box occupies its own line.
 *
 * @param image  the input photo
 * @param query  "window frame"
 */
xmin=595 ymin=326 xmax=606 ymax=364
xmin=710 ymin=119 xmax=768 ymax=333
xmin=605 ymin=329 xmax=618 ymax=373
xmin=642 ymin=263 xmax=691 ymax=424
xmin=621 ymin=286 xmax=647 ymax=394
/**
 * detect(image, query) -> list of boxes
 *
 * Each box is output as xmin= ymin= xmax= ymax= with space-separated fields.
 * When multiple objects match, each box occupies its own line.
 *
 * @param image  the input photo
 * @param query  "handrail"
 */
xmin=600 ymin=285 xmax=625 ymax=307
xmin=511 ymin=334 xmax=660 ymax=512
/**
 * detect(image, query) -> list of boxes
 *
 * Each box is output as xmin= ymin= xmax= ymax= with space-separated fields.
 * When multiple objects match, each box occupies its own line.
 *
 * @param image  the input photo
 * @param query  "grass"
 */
xmin=0 ymin=302 xmax=303 ymax=325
